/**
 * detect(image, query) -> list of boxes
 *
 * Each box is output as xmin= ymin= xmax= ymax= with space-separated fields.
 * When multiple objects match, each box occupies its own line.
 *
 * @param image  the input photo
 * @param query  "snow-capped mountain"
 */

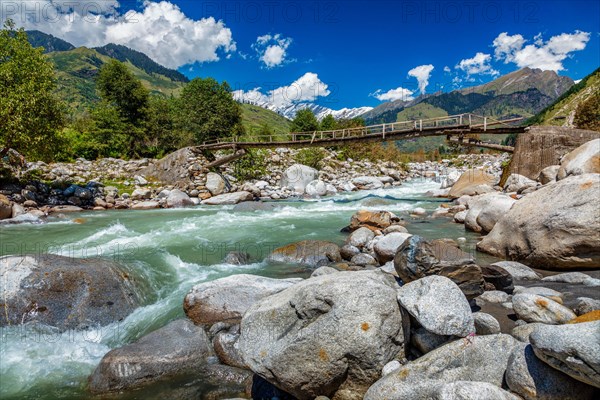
xmin=237 ymin=99 xmax=372 ymax=121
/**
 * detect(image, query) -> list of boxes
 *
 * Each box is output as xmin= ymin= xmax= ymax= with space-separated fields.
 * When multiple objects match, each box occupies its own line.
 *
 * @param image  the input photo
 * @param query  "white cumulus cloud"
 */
xmin=369 ymin=87 xmax=415 ymax=102
xmin=492 ymin=31 xmax=590 ymax=71
xmin=252 ymin=33 xmax=293 ymax=68
xmin=14 ymin=1 xmax=236 ymax=69
xmin=408 ymin=64 xmax=434 ymax=94
xmin=455 ymin=52 xmax=499 ymax=77
xmin=233 ymin=72 xmax=330 ymax=109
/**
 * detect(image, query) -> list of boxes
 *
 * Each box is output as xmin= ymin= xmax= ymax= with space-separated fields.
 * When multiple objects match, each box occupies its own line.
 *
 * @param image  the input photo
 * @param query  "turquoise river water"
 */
xmin=0 ymin=179 xmax=500 ymax=399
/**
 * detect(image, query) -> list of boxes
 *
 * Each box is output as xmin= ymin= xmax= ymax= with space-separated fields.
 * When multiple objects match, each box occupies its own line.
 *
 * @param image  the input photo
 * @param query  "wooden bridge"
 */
xmin=194 ymin=113 xmax=525 ymax=168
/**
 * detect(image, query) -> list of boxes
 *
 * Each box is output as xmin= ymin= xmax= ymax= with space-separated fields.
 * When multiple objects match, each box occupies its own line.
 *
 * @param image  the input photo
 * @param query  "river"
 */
xmin=0 ymin=178 xmax=500 ymax=399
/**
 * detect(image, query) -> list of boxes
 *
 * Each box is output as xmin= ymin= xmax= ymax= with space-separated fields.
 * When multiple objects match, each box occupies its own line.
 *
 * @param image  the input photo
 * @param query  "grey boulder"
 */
xmin=472 ymin=312 xmax=501 ymax=335
xmin=506 ymin=343 xmax=597 ymax=400
xmin=238 ymin=271 xmax=407 ymax=400
xmin=530 ymin=321 xmax=600 ymax=388
xmin=0 ymin=254 xmax=140 ymax=331
xmin=280 ymin=164 xmax=318 ymax=193
xmin=373 ymin=232 xmax=412 ymax=263
xmin=183 ymin=274 xmax=301 ymax=325
xmin=491 ymin=261 xmax=541 ymax=280
xmin=267 ymin=240 xmax=342 ymax=267
xmin=397 ymin=275 xmax=475 ymax=337
xmin=512 ymin=293 xmax=576 ymax=324
xmin=88 ymin=319 xmax=214 ymax=393
xmin=202 ymin=191 xmax=253 ymax=205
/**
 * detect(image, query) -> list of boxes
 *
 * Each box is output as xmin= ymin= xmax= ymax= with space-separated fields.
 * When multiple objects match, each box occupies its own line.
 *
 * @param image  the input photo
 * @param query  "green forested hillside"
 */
xmin=240 ymin=103 xmax=291 ymax=135
xmin=528 ymin=67 xmax=600 ymax=127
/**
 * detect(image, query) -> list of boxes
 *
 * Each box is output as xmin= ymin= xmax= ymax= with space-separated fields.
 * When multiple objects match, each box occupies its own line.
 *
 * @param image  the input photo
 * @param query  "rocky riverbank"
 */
xmin=0 ymin=148 xmax=508 ymax=223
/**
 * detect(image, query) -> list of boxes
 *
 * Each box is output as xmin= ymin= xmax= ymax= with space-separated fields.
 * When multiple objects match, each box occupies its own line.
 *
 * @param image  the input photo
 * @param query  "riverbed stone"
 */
xmin=280 ymin=164 xmax=318 ymax=193
xmin=213 ymin=327 xmax=246 ymax=369
xmin=478 ymin=174 xmax=600 ymax=270
xmin=411 ymin=327 xmax=452 ymax=355
xmin=310 ymin=266 xmax=339 ymax=278
xmin=472 ymin=312 xmax=501 ymax=335
xmin=506 ymin=343 xmax=597 ymax=400
xmin=166 ymin=189 xmax=194 ymax=207
xmin=504 ymin=174 xmax=537 ymax=193
xmin=222 ymin=251 xmax=251 ymax=265
xmin=340 ymin=244 xmax=360 ymax=261
xmin=542 ymin=272 xmax=600 ymax=286
xmin=0 ymin=254 xmax=140 ymax=331
xmin=206 ymin=172 xmax=226 ymax=195
xmin=448 ymin=169 xmax=497 ymax=198
xmin=0 ymin=194 xmax=11 ymax=219
xmin=478 ymin=290 xmax=510 ymax=303
xmin=351 ymin=253 xmax=378 ymax=267
xmin=397 ymin=276 xmax=474 ymax=337
xmin=347 ymin=226 xmax=374 ymax=248
xmin=184 ymin=274 xmax=302 ymax=325
xmin=267 ymin=240 xmax=341 ymax=267
xmin=202 ymin=191 xmax=253 ymax=205
xmin=373 ymin=232 xmax=412 ymax=263
xmin=491 ymin=261 xmax=541 ymax=280
xmin=557 ymin=138 xmax=600 ymax=180
xmin=364 ymin=334 xmax=520 ymax=399
xmin=238 ymin=270 xmax=407 ymax=400
xmin=530 ymin=321 xmax=600 ymax=388
xmin=88 ymin=319 xmax=214 ymax=393
xmin=352 ymin=176 xmax=384 ymax=190
xmin=131 ymin=201 xmax=160 ymax=210
xmin=573 ymin=297 xmax=600 ymax=315
xmin=512 ymin=293 xmax=576 ymax=324
xmin=539 ymin=165 xmax=560 ymax=184
xmin=305 ymin=180 xmax=328 ymax=196
xmin=349 ymin=210 xmax=398 ymax=231
xmin=511 ymin=323 xmax=547 ymax=343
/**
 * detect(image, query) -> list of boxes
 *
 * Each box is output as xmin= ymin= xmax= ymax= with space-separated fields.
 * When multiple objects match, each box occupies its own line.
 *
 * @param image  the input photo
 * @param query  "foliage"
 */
xmin=320 ymin=114 xmax=336 ymax=130
xmin=0 ymin=20 xmax=65 ymax=160
xmin=290 ymin=109 xmax=319 ymax=132
xmin=574 ymin=89 xmax=600 ymax=131
xmin=96 ymin=59 xmax=149 ymax=125
xmin=240 ymin=103 xmax=291 ymax=137
xmin=231 ymin=149 xmax=268 ymax=181
xmin=145 ymin=96 xmax=194 ymax=157
xmin=295 ymin=148 xmax=328 ymax=169
xmin=177 ymin=77 xmax=244 ymax=143
xmin=95 ymin=43 xmax=189 ymax=83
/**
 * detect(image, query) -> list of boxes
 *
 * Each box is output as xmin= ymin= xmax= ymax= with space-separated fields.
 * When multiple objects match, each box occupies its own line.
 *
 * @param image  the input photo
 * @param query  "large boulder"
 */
xmin=366 ymin=380 xmax=520 ymax=400
xmin=267 ymin=240 xmax=341 ymax=267
xmin=347 ymin=226 xmax=374 ymax=248
xmin=201 ymin=191 xmax=253 ymax=205
xmin=166 ymin=189 xmax=194 ymax=208
xmin=352 ymin=176 xmax=384 ymax=190
xmin=477 ymin=174 xmax=600 ymax=269
xmin=557 ymin=138 xmax=600 ymax=180
xmin=183 ymin=274 xmax=301 ymax=325
xmin=0 ymin=194 xmax=12 ymax=220
xmin=88 ymin=319 xmax=214 ymax=393
xmin=206 ymin=172 xmax=226 ymax=195
xmin=538 ymin=165 xmax=560 ymax=184
xmin=464 ymin=193 xmax=516 ymax=233
xmin=490 ymin=261 xmax=541 ymax=280
xmin=448 ymin=169 xmax=497 ymax=198
xmin=530 ymin=321 xmax=600 ymax=388
xmin=305 ymin=180 xmax=328 ymax=197
xmin=349 ymin=210 xmax=398 ymax=232
xmin=238 ymin=271 xmax=408 ymax=400
xmin=373 ymin=232 xmax=412 ymax=263
xmin=0 ymin=254 xmax=140 ymax=331
xmin=280 ymin=164 xmax=318 ymax=193
xmin=397 ymin=276 xmax=475 ymax=337
xmin=506 ymin=343 xmax=597 ymax=400
xmin=364 ymin=334 xmax=521 ymax=399
xmin=512 ymin=293 xmax=576 ymax=324
xmin=394 ymin=236 xmax=484 ymax=299
xmin=503 ymin=174 xmax=537 ymax=193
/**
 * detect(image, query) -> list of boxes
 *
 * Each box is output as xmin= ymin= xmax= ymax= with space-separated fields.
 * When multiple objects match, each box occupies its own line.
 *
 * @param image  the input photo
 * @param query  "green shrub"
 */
xmin=232 ymin=149 xmax=268 ymax=181
xmin=295 ymin=148 xmax=327 ymax=169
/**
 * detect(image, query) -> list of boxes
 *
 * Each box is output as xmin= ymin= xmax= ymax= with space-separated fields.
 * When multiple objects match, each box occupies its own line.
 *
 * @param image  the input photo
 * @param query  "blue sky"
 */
xmin=9 ymin=0 xmax=600 ymax=109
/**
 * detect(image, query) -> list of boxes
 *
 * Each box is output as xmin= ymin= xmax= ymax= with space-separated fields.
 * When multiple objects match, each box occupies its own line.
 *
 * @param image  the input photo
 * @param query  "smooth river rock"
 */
xmin=267 ymin=240 xmax=341 ymax=267
xmin=477 ymin=174 xmax=600 ymax=269
xmin=0 ymin=254 xmax=140 ymax=331
xmin=506 ymin=343 xmax=598 ymax=400
xmin=184 ymin=274 xmax=301 ymax=324
xmin=447 ymin=168 xmax=497 ymax=198
xmin=348 ymin=210 xmax=399 ymax=232
xmin=238 ymin=271 xmax=407 ymax=400
xmin=530 ymin=321 xmax=600 ymax=388
xmin=280 ymin=164 xmax=318 ymax=193
xmin=512 ymin=293 xmax=576 ymax=324
xmin=557 ymin=138 xmax=600 ymax=180
xmin=491 ymin=261 xmax=541 ymax=280
xmin=202 ymin=191 xmax=254 ymax=205
xmin=88 ymin=319 xmax=214 ymax=393
xmin=373 ymin=232 xmax=412 ymax=263
xmin=364 ymin=334 xmax=520 ymax=399
xmin=206 ymin=172 xmax=226 ymax=195
xmin=166 ymin=189 xmax=194 ymax=208
xmin=397 ymin=275 xmax=475 ymax=337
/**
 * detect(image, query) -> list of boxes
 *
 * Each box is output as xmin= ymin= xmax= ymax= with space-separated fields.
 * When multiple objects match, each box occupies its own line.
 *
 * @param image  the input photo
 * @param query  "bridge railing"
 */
xmin=199 ymin=113 xmax=522 ymax=147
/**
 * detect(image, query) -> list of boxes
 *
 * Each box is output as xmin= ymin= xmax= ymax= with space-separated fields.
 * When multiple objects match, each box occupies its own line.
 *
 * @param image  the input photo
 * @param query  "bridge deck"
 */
xmin=194 ymin=113 xmax=525 ymax=151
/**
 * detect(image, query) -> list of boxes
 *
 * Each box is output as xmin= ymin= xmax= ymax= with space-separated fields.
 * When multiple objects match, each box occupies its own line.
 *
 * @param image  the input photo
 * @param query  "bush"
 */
xmin=295 ymin=148 xmax=327 ymax=169
xmin=574 ymin=90 xmax=600 ymax=132
xmin=231 ymin=149 xmax=268 ymax=181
